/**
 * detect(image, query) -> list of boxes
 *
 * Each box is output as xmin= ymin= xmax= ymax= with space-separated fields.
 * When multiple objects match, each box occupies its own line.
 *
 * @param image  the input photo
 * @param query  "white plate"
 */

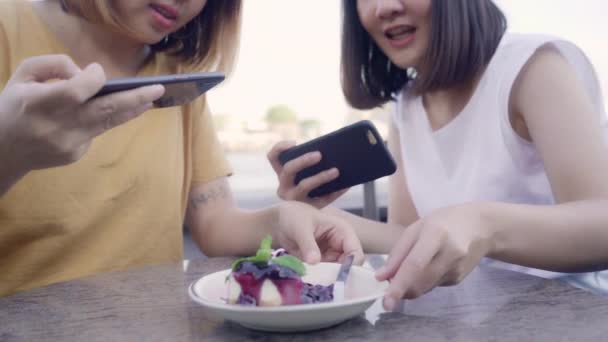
xmin=188 ymin=262 xmax=389 ymax=332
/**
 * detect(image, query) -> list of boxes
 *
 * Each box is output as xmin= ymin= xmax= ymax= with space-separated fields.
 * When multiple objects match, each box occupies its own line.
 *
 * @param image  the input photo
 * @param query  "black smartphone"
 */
xmin=278 ymin=120 xmax=397 ymax=198
xmin=93 ymin=72 xmax=225 ymax=107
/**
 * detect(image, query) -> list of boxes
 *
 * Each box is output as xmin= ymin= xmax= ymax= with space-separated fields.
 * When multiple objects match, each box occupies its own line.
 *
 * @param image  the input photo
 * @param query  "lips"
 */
xmin=383 ymin=24 xmax=417 ymax=49
xmin=149 ymin=3 xmax=179 ymax=30
xmin=150 ymin=3 xmax=178 ymax=20
xmin=385 ymin=25 xmax=416 ymax=40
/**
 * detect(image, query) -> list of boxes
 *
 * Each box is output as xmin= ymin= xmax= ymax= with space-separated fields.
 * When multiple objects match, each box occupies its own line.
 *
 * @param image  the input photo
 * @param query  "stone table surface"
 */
xmin=2 ymin=256 xmax=608 ymax=341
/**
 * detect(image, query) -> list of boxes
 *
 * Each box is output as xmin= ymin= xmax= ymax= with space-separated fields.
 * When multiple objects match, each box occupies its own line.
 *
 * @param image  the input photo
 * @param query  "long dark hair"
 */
xmin=341 ymin=0 xmax=507 ymax=109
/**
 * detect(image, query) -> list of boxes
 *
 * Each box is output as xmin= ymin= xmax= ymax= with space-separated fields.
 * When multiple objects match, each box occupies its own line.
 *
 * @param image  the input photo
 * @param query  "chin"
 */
xmin=144 ymin=32 xmax=167 ymax=44
xmin=132 ymin=27 xmax=169 ymax=45
xmin=392 ymin=61 xmax=411 ymax=70
xmin=389 ymin=54 xmax=422 ymax=71
xmin=385 ymin=58 xmax=410 ymax=70
xmin=149 ymin=37 xmax=166 ymax=45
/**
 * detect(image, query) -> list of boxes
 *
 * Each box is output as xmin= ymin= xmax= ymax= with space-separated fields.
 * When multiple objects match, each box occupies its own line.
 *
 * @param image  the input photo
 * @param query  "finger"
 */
xmin=435 ymin=246 xmax=478 ymax=287
xmin=82 ymin=84 xmax=165 ymax=133
xmin=321 ymin=249 xmax=341 ymax=262
xmin=437 ymin=254 xmax=463 ymax=287
xmin=375 ymin=221 xmax=421 ymax=281
xmin=328 ymin=217 xmax=365 ymax=265
xmin=12 ymin=54 xmax=81 ymax=83
xmin=402 ymin=258 xmax=446 ymax=299
xmin=279 ymin=151 xmax=322 ymax=185
xmin=103 ymin=102 xmax=153 ymax=135
xmin=267 ymin=140 xmax=296 ymax=174
xmin=290 ymin=221 xmax=322 ymax=264
xmin=383 ymin=229 xmax=441 ymax=310
xmin=297 ymin=167 xmax=339 ymax=195
xmin=38 ymin=63 xmax=107 ymax=106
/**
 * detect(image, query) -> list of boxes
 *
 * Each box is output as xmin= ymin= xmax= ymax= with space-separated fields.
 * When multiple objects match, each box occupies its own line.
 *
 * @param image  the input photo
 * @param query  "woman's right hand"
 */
xmin=0 ymin=54 xmax=164 ymax=174
xmin=267 ymin=140 xmax=349 ymax=209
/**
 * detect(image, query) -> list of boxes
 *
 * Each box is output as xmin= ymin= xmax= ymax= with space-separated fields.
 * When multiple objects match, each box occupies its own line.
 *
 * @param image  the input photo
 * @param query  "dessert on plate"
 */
xmin=226 ymin=236 xmax=334 ymax=306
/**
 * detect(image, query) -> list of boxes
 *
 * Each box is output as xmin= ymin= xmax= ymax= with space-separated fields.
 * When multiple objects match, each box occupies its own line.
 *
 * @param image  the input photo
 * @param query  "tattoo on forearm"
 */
xmin=189 ymin=183 xmax=229 ymax=209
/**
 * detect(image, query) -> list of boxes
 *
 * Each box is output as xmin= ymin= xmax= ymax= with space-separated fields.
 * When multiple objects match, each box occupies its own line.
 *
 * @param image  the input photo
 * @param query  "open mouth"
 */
xmin=385 ymin=25 xmax=417 ymax=41
xmin=150 ymin=3 xmax=178 ymax=21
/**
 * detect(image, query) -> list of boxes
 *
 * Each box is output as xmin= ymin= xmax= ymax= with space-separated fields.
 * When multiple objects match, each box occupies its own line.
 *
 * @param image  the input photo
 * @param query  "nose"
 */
xmin=375 ymin=0 xmax=405 ymax=20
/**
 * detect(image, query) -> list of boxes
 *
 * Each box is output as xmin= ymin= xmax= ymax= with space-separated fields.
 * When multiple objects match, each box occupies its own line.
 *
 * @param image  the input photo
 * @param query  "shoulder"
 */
xmin=510 ymin=35 xmax=603 ymax=115
xmin=487 ymin=32 xmax=602 ymax=112
xmin=495 ymin=33 xmax=566 ymax=53
xmin=494 ymin=33 xmax=595 ymax=76
xmin=487 ymin=33 xmax=554 ymax=74
xmin=510 ymin=44 xmax=570 ymax=111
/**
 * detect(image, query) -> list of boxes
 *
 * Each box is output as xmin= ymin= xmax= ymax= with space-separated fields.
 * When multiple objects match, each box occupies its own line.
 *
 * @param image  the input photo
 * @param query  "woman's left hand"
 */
xmin=376 ymin=203 xmax=494 ymax=310
xmin=273 ymin=201 xmax=365 ymax=266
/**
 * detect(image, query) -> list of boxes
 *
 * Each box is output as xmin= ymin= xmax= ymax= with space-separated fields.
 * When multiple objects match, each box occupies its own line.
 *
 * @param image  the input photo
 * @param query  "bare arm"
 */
xmin=0 ymin=55 xmax=163 ymax=197
xmin=485 ymin=45 xmax=608 ymax=272
xmin=386 ymin=120 xmax=419 ymax=226
xmin=185 ymin=177 xmax=364 ymax=263
xmin=373 ymin=45 xmax=608 ymax=308
xmin=323 ymin=207 xmax=403 ymax=254
xmin=185 ymin=177 xmax=277 ymax=257
xmin=324 ymin=122 xmax=418 ymax=254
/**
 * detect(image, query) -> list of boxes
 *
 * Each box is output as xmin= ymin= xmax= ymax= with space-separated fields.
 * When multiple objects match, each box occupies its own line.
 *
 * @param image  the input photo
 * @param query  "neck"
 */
xmin=422 ymin=75 xmax=482 ymax=131
xmin=35 ymin=0 xmax=151 ymax=78
xmin=424 ymin=81 xmax=476 ymax=111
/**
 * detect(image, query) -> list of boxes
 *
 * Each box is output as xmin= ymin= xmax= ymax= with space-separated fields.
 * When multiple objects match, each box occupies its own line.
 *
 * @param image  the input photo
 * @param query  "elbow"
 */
xmin=200 ymin=246 xmax=223 ymax=258
xmin=190 ymin=230 xmax=224 ymax=257
xmin=187 ymin=220 xmax=225 ymax=258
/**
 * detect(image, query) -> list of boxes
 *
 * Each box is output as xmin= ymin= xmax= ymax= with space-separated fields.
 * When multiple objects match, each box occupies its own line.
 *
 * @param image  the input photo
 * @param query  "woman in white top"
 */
xmin=268 ymin=0 xmax=608 ymax=310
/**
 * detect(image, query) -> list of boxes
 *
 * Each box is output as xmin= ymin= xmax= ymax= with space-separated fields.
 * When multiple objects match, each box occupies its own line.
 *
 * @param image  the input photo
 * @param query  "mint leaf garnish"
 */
xmin=259 ymin=235 xmax=272 ymax=250
xmin=231 ymin=235 xmax=274 ymax=270
xmin=255 ymin=235 xmax=272 ymax=260
xmin=272 ymin=255 xmax=306 ymax=276
xmin=230 ymin=235 xmax=307 ymax=276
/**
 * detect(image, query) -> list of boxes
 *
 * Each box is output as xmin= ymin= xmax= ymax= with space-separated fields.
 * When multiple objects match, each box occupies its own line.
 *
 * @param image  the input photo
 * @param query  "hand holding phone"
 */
xmin=93 ymin=72 xmax=225 ymax=107
xmin=0 ymin=56 xmax=167 ymax=178
xmin=277 ymin=120 xmax=397 ymax=198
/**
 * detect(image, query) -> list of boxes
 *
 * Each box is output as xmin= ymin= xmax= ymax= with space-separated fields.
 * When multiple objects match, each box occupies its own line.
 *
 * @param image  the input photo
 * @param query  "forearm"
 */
xmin=483 ymin=200 xmax=608 ymax=272
xmin=191 ymin=205 xmax=281 ymax=257
xmin=324 ymin=206 xmax=404 ymax=254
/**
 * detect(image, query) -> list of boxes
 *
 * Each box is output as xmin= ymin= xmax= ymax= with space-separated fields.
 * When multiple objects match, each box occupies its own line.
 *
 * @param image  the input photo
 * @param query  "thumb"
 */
xmin=293 ymin=227 xmax=321 ymax=264
xmin=375 ymin=221 xmax=420 ymax=281
xmin=267 ymin=140 xmax=297 ymax=175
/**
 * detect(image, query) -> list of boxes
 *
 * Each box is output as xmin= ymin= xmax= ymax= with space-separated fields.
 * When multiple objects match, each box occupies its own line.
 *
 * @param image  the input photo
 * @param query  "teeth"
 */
xmin=387 ymin=26 xmax=415 ymax=38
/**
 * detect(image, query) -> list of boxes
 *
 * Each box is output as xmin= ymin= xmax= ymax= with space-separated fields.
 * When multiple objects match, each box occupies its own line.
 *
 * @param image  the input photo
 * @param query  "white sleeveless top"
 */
xmin=392 ymin=33 xmax=608 ymax=282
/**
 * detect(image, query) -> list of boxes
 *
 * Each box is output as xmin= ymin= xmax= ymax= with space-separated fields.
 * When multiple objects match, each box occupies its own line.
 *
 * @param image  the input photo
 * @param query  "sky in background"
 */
xmin=208 ymin=0 xmax=608 ymax=128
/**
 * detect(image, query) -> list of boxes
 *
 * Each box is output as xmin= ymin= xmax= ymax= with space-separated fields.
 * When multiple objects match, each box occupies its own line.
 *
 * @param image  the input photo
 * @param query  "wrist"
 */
xmin=268 ymin=203 xmax=288 ymax=247
xmin=476 ymin=201 xmax=503 ymax=258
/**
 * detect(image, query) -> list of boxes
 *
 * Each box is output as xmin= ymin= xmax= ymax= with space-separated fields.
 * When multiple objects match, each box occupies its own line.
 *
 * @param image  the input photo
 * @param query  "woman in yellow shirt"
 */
xmin=0 ymin=0 xmax=363 ymax=297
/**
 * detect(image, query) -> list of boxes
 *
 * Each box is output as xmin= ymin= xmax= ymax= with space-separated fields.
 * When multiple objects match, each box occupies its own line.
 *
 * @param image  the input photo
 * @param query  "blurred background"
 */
xmin=206 ymin=0 xmax=608 ymax=211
